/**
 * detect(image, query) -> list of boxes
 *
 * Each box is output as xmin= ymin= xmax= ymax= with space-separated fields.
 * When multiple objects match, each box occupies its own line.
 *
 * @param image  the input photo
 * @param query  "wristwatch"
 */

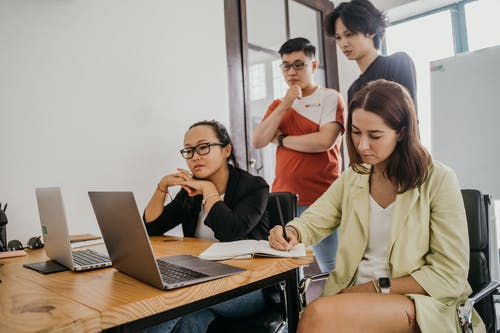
xmin=277 ymin=134 xmax=287 ymax=147
xmin=378 ymin=277 xmax=391 ymax=294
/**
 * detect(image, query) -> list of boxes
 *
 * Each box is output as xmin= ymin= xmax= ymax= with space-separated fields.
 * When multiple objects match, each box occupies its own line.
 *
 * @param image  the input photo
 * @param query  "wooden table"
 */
xmin=0 ymin=236 xmax=313 ymax=332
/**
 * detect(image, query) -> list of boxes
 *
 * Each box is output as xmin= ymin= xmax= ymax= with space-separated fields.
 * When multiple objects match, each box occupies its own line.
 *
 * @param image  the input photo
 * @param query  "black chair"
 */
xmin=207 ymin=192 xmax=298 ymax=333
xmin=458 ymin=189 xmax=500 ymax=333
xmin=298 ymin=189 xmax=500 ymax=332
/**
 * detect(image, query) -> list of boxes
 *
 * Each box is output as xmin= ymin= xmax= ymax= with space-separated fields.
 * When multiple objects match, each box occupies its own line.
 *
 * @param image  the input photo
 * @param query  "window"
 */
xmin=465 ymin=0 xmax=500 ymax=51
xmin=385 ymin=0 xmax=500 ymax=246
xmin=272 ymin=59 xmax=288 ymax=100
xmin=385 ymin=10 xmax=455 ymax=150
xmin=249 ymin=63 xmax=267 ymax=101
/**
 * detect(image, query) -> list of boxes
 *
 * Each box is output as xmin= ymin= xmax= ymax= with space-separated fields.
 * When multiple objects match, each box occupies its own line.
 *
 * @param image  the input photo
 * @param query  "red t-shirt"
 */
xmin=263 ymin=87 xmax=346 ymax=205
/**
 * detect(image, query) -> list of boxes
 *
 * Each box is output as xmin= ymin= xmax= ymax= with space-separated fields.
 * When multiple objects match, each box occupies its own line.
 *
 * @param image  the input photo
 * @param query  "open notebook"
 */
xmin=199 ymin=240 xmax=306 ymax=261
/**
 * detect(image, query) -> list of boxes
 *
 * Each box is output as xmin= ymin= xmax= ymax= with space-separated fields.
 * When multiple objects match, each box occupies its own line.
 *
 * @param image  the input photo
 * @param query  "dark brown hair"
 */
xmin=346 ymin=79 xmax=431 ymax=193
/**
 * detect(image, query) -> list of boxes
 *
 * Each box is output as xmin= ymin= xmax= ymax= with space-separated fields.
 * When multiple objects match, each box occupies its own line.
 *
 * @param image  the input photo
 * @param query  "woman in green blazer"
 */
xmin=269 ymin=79 xmax=485 ymax=333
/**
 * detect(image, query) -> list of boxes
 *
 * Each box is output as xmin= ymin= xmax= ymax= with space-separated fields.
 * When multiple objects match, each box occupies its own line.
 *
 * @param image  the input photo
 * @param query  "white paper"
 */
xmin=199 ymin=240 xmax=306 ymax=260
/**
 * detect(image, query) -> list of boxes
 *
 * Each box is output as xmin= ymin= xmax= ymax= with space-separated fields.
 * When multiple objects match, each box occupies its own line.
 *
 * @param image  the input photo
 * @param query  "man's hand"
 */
xmin=282 ymin=84 xmax=302 ymax=108
xmin=271 ymin=130 xmax=283 ymax=145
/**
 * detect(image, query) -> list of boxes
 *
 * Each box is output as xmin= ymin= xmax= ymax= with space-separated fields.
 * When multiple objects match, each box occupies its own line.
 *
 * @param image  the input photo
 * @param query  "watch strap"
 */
xmin=378 ymin=277 xmax=391 ymax=294
xmin=277 ymin=134 xmax=287 ymax=147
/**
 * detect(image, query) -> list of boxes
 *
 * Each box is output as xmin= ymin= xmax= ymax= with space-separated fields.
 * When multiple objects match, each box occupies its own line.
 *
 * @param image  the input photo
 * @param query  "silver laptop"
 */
xmin=35 ymin=187 xmax=112 ymax=271
xmin=88 ymin=191 xmax=245 ymax=290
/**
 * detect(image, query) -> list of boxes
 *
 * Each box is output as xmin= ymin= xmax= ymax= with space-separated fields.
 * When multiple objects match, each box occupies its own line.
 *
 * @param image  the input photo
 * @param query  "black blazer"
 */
xmin=144 ymin=166 xmax=270 ymax=241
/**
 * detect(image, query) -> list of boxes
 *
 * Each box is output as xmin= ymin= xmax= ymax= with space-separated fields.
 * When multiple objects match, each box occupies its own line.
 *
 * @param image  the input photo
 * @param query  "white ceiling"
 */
xmin=352 ymin=0 xmax=416 ymax=11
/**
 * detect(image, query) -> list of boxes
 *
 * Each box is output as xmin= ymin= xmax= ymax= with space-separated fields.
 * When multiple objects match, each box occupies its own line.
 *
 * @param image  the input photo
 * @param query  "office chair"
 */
xmin=298 ymin=189 xmax=500 ymax=333
xmin=207 ymin=192 xmax=298 ymax=333
xmin=458 ymin=189 xmax=500 ymax=333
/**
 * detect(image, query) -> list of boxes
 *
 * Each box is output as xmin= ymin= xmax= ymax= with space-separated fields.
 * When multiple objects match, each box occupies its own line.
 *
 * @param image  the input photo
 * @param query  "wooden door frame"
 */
xmin=224 ymin=0 xmax=338 ymax=170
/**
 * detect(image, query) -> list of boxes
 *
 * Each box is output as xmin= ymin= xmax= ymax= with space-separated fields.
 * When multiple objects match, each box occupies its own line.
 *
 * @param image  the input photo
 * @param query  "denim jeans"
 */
xmin=141 ymin=289 xmax=267 ymax=333
xmin=297 ymin=205 xmax=338 ymax=273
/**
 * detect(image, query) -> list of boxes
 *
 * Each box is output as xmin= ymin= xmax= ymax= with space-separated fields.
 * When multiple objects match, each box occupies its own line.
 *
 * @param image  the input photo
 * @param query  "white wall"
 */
xmin=336 ymin=48 xmax=360 ymax=103
xmin=0 ymin=0 xmax=229 ymax=242
xmin=431 ymin=45 xmax=500 ymax=200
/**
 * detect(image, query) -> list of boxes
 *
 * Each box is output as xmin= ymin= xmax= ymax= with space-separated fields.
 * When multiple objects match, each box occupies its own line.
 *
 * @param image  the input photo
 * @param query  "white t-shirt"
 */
xmin=194 ymin=193 xmax=225 ymax=241
xmin=355 ymin=195 xmax=394 ymax=285
xmin=290 ymin=86 xmax=340 ymax=127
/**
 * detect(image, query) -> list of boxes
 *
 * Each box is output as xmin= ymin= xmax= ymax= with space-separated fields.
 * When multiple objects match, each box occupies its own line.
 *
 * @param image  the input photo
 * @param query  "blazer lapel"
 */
xmin=387 ymin=188 xmax=420 ymax=262
xmin=351 ymin=175 xmax=370 ymax=241
xmin=223 ymin=166 xmax=237 ymax=206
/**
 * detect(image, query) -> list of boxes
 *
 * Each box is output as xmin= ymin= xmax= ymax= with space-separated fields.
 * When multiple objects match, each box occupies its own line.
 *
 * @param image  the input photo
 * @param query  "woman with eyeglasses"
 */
xmin=142 ymin=120 xmax=271 ymax=333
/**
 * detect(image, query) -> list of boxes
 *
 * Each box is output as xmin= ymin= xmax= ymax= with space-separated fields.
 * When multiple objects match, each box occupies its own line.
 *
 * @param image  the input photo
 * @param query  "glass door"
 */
xmin=243 ymin=0 xmax=338 ymax=184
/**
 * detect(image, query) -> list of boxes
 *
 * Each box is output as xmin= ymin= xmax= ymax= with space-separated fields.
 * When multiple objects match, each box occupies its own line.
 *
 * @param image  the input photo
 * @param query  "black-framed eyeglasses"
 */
xmin=180 ymin=142 xmax=225 ymax=159
xmin=279 ymin=60 xmax=312 ymax=72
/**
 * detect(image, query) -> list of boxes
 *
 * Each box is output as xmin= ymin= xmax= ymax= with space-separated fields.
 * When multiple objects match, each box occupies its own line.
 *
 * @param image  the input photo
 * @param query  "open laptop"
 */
xmin=88 ymin=191 xmax=245 ymax=290
xmin=35 ymin=187 xmax=112 ymax=271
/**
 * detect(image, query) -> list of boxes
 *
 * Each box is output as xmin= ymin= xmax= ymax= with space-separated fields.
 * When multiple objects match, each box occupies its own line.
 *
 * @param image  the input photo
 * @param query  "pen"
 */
xmin=3 ymin=203 xmax=7 ymax=212
xmin=282 ymin=225 xmax=289 ymax=242
xmin=274 ymin=196 xmax=289 ymax=242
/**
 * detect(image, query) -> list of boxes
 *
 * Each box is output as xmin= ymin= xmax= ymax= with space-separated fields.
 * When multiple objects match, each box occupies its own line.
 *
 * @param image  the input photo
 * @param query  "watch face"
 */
xmin=379 ymin=277 xmax=391 ymax=288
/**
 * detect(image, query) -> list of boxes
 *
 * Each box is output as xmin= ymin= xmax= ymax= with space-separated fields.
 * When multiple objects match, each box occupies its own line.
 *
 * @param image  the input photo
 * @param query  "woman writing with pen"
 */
xmin=268 ymin=80 xmax=484 ymax=332
xmin=142 ymin=120 xmax=273 ymax=333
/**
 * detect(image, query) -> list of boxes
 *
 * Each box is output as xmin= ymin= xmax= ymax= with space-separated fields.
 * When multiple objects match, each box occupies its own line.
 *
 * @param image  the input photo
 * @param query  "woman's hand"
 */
xmin=179 ymin=178 xmax=212 ymax=197
xmin=339 ymin=281 xmax=377 ymax=294
xmin=145 ymin=168 xmax=195 ymax=222
xmin=158 ymin=168 xmax=193 ymax=192
xmin=268 ymin=225 xmax=299 ymax=251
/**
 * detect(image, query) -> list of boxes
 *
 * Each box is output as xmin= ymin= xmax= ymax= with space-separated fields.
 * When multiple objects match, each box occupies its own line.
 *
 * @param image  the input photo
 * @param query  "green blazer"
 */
xmin=288 ymin=161 xmax=485 ymax=332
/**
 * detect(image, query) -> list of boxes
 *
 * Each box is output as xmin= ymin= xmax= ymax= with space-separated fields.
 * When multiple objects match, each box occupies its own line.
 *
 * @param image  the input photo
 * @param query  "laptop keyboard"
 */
xmin=72 ymin=249 xmax=110 ymax=266
xmin=157 ymin=260 xmax=208 ymax=284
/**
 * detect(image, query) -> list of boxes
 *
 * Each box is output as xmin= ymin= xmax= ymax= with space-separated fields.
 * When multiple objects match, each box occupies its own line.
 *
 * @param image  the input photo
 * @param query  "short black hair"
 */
xmin=324 ymin=0 xmax=387 ymax=50
xmin=278 ymin=37 xmax=316 ymax=58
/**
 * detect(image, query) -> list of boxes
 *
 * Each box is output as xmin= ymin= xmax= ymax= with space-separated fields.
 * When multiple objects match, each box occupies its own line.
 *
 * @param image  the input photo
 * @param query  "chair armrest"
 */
xmin=469 ymin=280 xmax=500 ymax=303
xmin=298 ymin=272 xmax=330 ymax=309
xmin=458 ymin=280 xmax=500 ymax=331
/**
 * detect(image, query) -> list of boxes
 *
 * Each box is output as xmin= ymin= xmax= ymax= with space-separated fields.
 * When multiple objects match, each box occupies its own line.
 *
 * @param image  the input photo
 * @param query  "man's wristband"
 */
xmin=277 ymin=134 xmax=287 ymax=147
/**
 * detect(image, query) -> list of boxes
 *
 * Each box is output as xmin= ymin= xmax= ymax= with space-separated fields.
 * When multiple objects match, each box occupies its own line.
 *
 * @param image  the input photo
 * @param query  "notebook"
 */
xmin=88 ymin=191 xmax=245 ymax=290
xmin=34 ymin=187 xmax=112 ymax=271
xmin=199 ymin=240 xmax=306 ymax=260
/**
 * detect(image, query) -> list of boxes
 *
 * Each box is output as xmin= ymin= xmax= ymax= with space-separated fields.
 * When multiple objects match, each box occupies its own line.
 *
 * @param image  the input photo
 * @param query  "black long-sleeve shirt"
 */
xmin=144 ymin=166 xmax=270 ymax=242
xmin=348 ymin=52 xmax=418 ymax=113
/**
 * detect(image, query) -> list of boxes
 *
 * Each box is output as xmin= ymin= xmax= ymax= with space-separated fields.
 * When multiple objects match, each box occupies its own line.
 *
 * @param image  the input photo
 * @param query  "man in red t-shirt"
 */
xmin=253 ymin=37 xmax=346 ymax=273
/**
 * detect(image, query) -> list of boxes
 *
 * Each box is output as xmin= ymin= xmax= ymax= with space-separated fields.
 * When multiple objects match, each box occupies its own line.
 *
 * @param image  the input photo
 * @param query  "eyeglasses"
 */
xmin=279 ymin=60 xmax=312 ymax=72
xmin=180 ymin=142 xmax=225 ymax=159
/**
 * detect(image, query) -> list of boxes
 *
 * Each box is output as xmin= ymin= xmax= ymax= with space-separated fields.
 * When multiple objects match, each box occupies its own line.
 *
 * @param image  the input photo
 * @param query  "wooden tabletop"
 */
xmin=0 ymin=236 xmax=313 ymax=332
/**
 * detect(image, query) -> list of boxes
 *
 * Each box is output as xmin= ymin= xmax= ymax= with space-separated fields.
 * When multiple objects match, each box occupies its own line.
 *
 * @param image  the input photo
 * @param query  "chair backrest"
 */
xmin=207 ymin=192 xmax=299 ymax=333
xmin=462 ymin=189 xmax=497 ymax=332
xmin=267 ymin=192 xmax=298 ymax=229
